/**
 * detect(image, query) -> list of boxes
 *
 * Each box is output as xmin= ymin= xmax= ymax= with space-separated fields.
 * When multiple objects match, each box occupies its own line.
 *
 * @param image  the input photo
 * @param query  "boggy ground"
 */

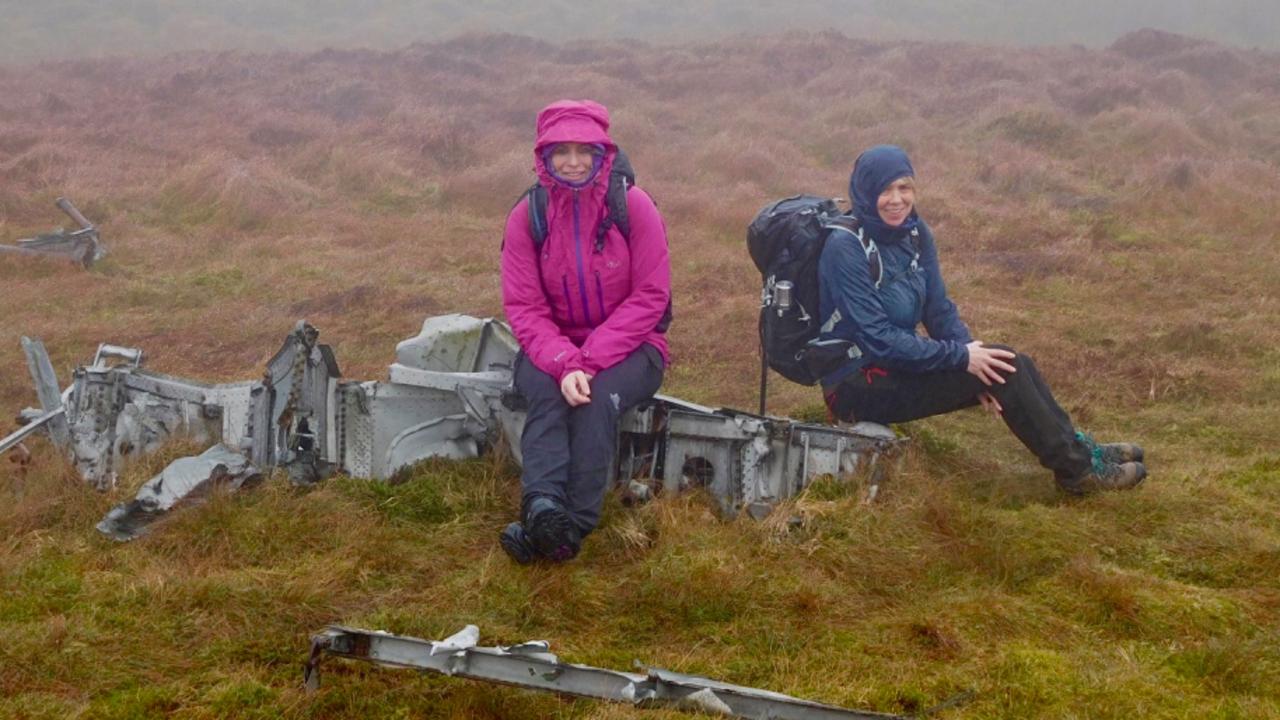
xmin=1 ymin=29 xmax=1279 ymax=718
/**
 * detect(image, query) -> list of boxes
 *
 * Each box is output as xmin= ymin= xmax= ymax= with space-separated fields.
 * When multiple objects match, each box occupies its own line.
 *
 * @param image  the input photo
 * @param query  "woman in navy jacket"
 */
xmin=818 ymin=145 xmax=1145 ymax=494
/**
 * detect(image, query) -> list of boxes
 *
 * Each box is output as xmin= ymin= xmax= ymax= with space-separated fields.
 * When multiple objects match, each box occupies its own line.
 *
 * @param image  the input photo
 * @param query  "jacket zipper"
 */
xmin=572 ymin=191 xmax=593 ymax=326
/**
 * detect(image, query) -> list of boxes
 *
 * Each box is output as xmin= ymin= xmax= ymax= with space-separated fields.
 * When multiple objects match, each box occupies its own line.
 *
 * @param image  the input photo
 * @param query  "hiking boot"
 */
xmin=1076 ymin=431 xmax=1144 ymax=465
xmin=524 ymin=496 xmax=581 ymax=562
xmin=1060 ymin=461 xmax=1147 ymax=495
xmin=499 ymin=522 xmax=539 ymax=565
xmin=1099 ymin=442 xmax=1144 ymax=464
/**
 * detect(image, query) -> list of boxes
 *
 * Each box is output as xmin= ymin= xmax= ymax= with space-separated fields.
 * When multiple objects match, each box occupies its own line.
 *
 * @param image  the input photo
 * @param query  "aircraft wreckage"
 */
xmin=0 ymin=197 xmax=105 ymax=268
xmin=5 ymin=314 xmax=904 ymax=540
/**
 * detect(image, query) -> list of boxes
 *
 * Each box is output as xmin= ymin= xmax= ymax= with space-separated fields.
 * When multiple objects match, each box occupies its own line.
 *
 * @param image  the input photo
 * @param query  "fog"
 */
xmin=1 ymin=0 xmax=1275 ymax=65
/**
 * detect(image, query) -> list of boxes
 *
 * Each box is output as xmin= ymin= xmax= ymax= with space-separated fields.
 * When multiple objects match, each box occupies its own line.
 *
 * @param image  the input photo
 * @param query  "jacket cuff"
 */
xmin=577 ymin=347 xmax=602 ymax=378
xmin=558 ymin=357 xmax=588 ymax=383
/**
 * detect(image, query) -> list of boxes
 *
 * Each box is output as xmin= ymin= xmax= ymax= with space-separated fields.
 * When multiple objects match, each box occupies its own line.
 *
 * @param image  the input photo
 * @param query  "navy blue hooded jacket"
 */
xmin=817 ymin=145 xmax=971 ymax=386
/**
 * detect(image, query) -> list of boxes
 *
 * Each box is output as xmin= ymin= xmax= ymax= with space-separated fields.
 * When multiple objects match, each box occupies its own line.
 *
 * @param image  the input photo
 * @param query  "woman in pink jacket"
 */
xmin=499 ymin=99 xmax=671 ymax=563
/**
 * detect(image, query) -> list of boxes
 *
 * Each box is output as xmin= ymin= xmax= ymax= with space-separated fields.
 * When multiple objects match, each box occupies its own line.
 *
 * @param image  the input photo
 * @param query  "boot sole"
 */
xmin=1059 ymin=462 xmax=1147 ymax=494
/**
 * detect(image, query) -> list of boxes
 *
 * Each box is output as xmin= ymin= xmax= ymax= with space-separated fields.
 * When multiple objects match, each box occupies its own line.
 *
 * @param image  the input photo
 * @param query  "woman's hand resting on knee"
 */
xmin=966 ymin=341 xmax=1017 ymax=386
xmin=978 ymin=391 xmax=1003 ymax=417
xmin=560 ymin=370 xmax=594 ymax=407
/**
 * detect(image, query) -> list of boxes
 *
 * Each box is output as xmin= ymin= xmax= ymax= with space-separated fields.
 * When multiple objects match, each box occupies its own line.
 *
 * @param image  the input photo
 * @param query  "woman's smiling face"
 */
xmin=877 ymin=176 xmax=916 ymax=227
xmin=549 ymin=142 xmax=601 ymax=184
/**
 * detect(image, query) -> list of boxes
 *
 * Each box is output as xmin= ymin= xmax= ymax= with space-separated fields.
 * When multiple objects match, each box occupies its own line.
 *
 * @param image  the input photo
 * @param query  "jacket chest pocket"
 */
xmin=590 ymin=239 xmax=631 ymax=316
xmin=880 ymin=269 xmax=927 ymax=330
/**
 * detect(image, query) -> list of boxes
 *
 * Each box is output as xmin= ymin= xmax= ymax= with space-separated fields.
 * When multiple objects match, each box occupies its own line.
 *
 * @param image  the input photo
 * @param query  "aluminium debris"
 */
xmin=4 ymin=314 xmax=905 ymax=538
xmin=56 ymin=339 xmax=254 ymax=489
xmin=302 ymin=624 xmax=906 ymax=720
xmin=21 ymin=336 xmax=71 ymax=449
xmin=96 ymin=444 xmax=261 ymax=541
xmin=0 ymin=197 xmax=105 ymax=268
xmin=0 ymin=407 xmax=66 ymax=456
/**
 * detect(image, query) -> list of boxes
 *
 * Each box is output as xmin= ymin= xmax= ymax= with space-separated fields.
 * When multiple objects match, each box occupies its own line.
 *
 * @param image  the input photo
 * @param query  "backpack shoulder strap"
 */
xmin=594 ymin=161 xmax=635 ymax=251
xmin=824 ymin=216 xmax=884 ymax=289
xmin=525 ymin=183 xmax=549 ymax=248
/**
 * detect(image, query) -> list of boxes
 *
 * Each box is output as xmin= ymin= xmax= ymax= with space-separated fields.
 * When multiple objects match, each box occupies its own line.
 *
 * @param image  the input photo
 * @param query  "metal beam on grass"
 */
xmin=303 ymin=625 xmax=905 ymax=720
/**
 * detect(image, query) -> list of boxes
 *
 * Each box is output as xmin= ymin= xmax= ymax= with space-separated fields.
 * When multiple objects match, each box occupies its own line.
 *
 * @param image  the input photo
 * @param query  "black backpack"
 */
xmin=514 ymin=149 xmax=672 ymax=332
xmin=747 ymin=195 xmax=884 ymax=393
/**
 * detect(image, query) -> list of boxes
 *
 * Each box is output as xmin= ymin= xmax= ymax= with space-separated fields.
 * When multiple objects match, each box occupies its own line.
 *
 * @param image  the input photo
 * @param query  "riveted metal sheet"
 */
xmin=341 ymin=383 xmax=375 ymax=478
xmin=207 ymin=382 xmax=256 ymax=451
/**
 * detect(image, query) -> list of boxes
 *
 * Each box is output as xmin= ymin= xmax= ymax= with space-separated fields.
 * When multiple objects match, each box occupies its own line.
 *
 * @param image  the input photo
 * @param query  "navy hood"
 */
xmin=850 ymin=145 xmax=918 ymax=242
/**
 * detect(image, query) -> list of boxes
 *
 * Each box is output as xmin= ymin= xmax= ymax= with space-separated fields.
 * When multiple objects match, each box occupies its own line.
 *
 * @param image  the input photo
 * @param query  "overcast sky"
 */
xmin=1 ymin=0 xmax=1275 ymax=65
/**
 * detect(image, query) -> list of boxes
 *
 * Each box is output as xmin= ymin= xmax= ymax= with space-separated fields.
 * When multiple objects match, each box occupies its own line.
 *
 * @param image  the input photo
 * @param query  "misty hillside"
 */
xmin=3 ymin=0 xmax=1279 ymax=65
xmin=3 ymin=25 xmax=1280 ymax=416
xmin=2 ymin=28 xmax=1279 ymax=719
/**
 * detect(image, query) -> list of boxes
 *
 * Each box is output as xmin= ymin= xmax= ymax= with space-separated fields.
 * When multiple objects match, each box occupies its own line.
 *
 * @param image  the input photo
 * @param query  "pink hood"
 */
xmin=532 ymin=99 xmax=616 ymax=200
xmin=501 ymin=99 xmax=671 ymax=382
xmin=534 ymin=99 xmax=614 ymax=152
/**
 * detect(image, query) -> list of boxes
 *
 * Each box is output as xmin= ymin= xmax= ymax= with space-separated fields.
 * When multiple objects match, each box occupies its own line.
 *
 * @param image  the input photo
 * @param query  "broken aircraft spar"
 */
xmin=303 ymin=624 xmax=906 ymax=719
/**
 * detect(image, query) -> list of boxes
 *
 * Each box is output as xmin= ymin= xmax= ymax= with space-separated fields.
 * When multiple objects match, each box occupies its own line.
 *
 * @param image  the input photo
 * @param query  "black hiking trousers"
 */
xmin=514 ymin=344 xmax=664 ymax=536
xmin=824 ymin=345 xmax=1093 ymax=486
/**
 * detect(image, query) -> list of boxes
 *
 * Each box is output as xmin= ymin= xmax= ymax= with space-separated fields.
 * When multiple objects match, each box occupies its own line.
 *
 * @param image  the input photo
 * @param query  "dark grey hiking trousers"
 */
xmin=514 ymin=344 xmax=664 ymax=535
xmin=825 ymin=345 xmax=1093 ymax=483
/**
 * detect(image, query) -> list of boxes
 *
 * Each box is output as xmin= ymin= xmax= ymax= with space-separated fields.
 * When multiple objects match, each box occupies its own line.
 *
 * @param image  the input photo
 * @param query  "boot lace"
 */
xmin=1075 ymin=431 xmax=1109 ymax=476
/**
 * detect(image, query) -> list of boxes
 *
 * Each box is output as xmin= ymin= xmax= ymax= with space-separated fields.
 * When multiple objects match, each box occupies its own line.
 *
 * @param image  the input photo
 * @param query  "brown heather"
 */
xmin=1 ymin=29 xmax=1279 ymax=719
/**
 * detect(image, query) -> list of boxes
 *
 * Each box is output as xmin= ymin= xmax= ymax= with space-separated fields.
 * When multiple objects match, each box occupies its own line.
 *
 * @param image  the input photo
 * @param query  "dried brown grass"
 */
xmin=2 ymin=29 xmax=1280 ymax=718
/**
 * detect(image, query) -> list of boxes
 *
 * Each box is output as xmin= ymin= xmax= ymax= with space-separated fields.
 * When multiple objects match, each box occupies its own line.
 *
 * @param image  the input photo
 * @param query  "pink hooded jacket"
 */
xmin=501 ymin=100 xmax=671 ymax=382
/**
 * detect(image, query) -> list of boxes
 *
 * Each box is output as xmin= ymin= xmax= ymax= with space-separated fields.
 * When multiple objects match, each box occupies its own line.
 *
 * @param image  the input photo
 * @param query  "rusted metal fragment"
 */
xmin=96 ymin=444 xmax=261 ymax=541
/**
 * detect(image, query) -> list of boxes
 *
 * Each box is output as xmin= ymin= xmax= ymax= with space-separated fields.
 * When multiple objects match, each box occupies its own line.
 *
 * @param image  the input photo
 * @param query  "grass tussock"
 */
xmin=2 ymin=28 xmax=1280 ymax=718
